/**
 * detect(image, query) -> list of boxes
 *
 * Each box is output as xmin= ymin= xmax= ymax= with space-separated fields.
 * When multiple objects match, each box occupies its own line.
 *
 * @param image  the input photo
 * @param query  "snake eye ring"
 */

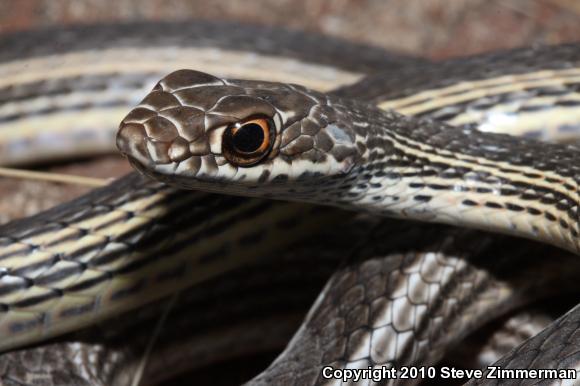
xmin=222 ymin=116 xmax=275 ymax=167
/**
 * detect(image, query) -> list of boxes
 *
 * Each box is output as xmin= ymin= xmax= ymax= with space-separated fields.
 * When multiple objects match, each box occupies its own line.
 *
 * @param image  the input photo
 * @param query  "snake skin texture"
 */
xmin=0 ymin=172 xmax=347 ymax=351
xmin=448 ymin=309 xmax=558 ymax=369
xmin=334 ymin=43 xmax=580 ymax=102
xmin=247 ymin=221 xmax=579 ymax=386
xmin=334 ymin=43 xmax=580 ymax=144
xmin=0 ymin=241 xmax=346 ymax=386
xmin=0 ymin=207 xmax=377 ymax=386
xmin=467 ymin=302 xmax=580 ymax=386
xmin=2 ymin=214 xmax=579 ymax=386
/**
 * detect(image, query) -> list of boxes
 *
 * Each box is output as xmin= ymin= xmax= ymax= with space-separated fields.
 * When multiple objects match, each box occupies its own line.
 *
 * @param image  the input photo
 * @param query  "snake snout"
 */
xmin=117 ymin=111 xmax=212 ymax=169
xmin=116 ymin=122 xmax=152 ymax=166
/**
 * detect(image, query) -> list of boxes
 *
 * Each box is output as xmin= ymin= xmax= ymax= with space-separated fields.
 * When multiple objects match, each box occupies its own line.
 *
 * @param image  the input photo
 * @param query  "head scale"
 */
xmin=117 ymin=70 xmax=364 ymax=197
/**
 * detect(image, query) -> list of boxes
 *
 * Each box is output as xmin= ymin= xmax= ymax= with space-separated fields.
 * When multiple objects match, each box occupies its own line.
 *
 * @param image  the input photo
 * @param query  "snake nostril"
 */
xmin=116 ymin=123 xmax=151 ymax=164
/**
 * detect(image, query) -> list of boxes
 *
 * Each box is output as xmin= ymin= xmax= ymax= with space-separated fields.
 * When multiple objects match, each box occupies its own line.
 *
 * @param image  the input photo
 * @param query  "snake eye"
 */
xmin=222 ymin=116 xmax=274 ymax=167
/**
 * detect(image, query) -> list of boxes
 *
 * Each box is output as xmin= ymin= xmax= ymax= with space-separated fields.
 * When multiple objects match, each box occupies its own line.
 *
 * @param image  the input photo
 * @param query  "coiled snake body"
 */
xmin=1 ymin=22 xmax=580 ymax=386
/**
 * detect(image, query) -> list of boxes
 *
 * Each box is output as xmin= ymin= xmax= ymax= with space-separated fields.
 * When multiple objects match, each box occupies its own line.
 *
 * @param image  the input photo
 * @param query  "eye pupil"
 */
xmin=222 ymin=116 xmax=274 ymax=167
xmin=233 ymin=123 xmax=264 ymax=153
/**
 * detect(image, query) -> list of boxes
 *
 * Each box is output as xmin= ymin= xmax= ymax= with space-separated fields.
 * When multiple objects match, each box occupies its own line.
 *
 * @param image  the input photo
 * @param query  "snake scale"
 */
xmin=1 ymin=21 xmax=580 ymax=386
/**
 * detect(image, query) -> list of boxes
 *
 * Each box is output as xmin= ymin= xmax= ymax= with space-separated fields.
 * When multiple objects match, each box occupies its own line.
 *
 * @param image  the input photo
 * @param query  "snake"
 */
xmin=1 ymin=21 xmax=580 ymax=385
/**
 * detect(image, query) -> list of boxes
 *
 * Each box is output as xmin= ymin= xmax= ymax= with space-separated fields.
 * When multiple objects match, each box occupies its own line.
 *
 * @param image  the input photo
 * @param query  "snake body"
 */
xmin=2 ymin=199 xmax=578 ymax=386
xmin=1 ymin=22 xmax=580 ymax=385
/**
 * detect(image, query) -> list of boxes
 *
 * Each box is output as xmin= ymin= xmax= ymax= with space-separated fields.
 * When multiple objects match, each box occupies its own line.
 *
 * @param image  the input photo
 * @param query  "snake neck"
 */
xmin=323 ymin=99 xmax=580 ymax=253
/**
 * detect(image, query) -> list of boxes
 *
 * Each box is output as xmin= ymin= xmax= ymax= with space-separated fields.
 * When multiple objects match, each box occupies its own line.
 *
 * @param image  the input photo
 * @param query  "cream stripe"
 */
xmin=0 ymin=107 xmax=126 ymax=165
xmin=451 ymin=105 xmax=580 ymax=141
xmin=385 ymin=130 xmax=580 ymax=204
xmin=0 ymin=192 xmax=173 ymax=269
xmin=0 ymin=47 xmax=362 ymax=92
xmin=0 ymin=89 xmax=146 ymax=119
xmin=0 ymin=107 xmax=125 ymax=139
xmin=380 ymin=69 xmax=580 ymax=115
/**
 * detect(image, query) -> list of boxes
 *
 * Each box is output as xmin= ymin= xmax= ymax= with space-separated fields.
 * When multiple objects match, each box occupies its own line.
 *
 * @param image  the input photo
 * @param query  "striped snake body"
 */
xmin=1 ymin=22 xmax=580 ymax=385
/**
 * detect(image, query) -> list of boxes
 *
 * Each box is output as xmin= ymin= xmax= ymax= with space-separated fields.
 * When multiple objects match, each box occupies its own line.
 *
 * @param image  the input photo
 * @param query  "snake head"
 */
xmin=117 ymin=69 xmax=364 ymax=197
